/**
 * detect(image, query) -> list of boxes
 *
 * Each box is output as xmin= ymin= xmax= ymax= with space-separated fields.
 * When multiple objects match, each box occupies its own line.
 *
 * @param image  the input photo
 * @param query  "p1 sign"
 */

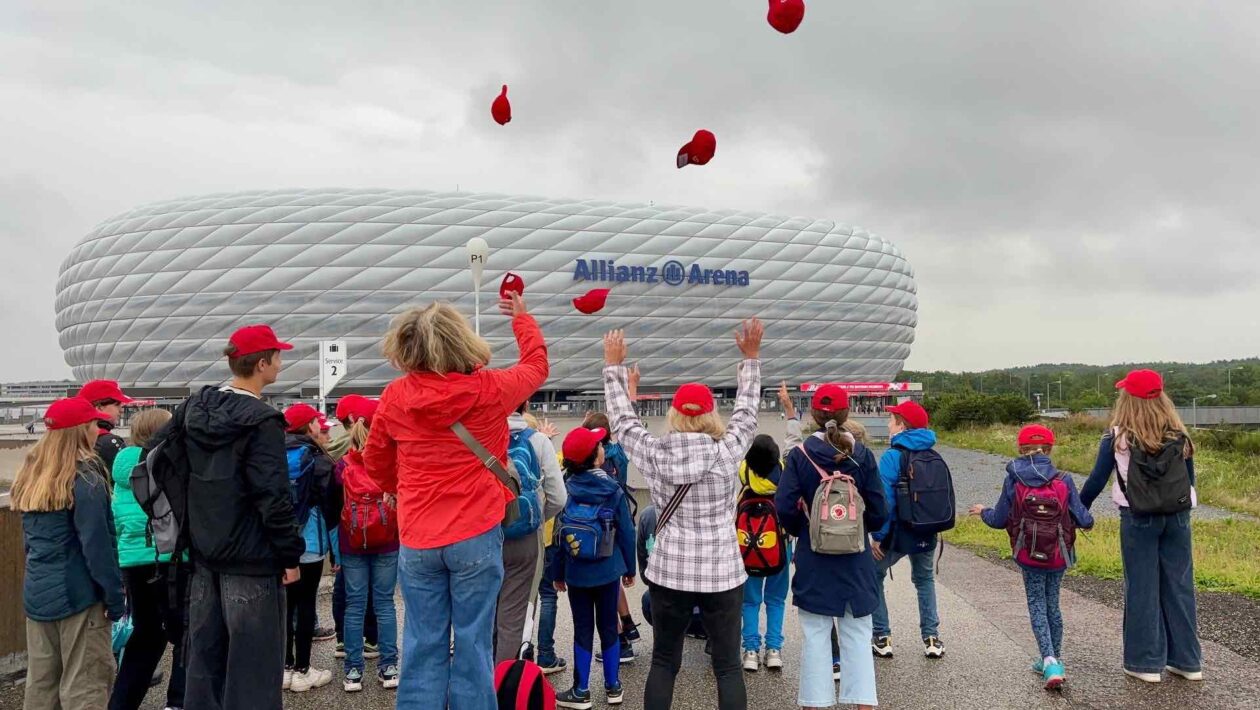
xmin=320 ymin=340 xmax=348 ymax=399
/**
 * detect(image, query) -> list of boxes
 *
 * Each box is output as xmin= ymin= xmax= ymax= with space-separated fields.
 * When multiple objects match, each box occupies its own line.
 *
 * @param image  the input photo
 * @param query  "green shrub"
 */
xmin=928 ymin=393 xmax=1036 ymax=431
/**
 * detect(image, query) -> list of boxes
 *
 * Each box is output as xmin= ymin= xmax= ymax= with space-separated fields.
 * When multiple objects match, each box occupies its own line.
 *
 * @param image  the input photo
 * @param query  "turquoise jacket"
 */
xmin=111 ymin=446 xmax=173 ymax=568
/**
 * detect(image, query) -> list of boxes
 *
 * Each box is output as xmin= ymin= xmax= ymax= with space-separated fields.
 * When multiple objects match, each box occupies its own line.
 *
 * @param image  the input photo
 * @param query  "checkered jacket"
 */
xmin=603 ymin=359 xmax=762 ymax=593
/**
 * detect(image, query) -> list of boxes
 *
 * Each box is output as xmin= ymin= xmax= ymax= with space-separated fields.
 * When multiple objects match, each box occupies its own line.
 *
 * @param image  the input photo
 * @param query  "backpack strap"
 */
xmin=794 ymin=445 xmax=857 ymax=523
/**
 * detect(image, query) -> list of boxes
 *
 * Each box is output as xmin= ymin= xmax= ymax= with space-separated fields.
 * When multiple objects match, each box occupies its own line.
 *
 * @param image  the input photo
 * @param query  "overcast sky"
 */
xmin=2 ymin=0 xmax=1258 ymax=381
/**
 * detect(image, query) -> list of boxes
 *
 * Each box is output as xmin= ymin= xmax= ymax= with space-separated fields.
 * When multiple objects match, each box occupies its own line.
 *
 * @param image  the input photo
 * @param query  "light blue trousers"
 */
xmin=798 ymin=608 xmax=877 ymax=707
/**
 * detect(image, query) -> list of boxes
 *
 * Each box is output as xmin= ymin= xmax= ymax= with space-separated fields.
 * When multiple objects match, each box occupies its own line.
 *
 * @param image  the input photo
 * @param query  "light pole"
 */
xmin=1055 ymin=380 xmax=1064 ymax=404
xmin=1228 ymin=366 xmax=1243 ymax=396
xmin=1192 ymin=394 xmax=1218 ymax=428
xmin=465 ymin=237 xmax=489 ymax=335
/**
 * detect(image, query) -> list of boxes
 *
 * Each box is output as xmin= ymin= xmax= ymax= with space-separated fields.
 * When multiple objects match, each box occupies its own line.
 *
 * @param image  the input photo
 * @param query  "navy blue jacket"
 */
xmin=980 ymin=455 xmax=1095 ymax=568
xmin=22 ymin=461 xmax=126 ymax=622
xmin=550 ymin=469 xmax=636 ymax=588
xmin=1080 ymin=432 xmax=1197 ymax=510
xmin=776 ymin=435 xmax=888 ymax=618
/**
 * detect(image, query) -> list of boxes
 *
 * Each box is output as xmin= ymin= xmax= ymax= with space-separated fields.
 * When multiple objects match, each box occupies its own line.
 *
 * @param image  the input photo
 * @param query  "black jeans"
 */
xmin=333 ymin=565 xmax=377 ymax=645
xmin=110 ymin=563 xmax=187 ymax=710
xmin=185 ymin=567 xmax=286 ymax=710
xmin=285 ymin=561 xmax=325 ymax=671
xmin=644 ymin=582 xmax=746 ymax=710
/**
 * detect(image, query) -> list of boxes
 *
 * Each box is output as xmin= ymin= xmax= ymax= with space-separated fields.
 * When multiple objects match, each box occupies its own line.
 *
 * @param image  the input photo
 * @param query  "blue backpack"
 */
xmin=503 ymin=428 xmax=544 ymax=540
xmin=286 ymin=445 xmax=317 ymax=528
xmin=558 ymin=486 xmax=621 ymax=561
xmin=892 ymin=445 xmax=956 ymax=536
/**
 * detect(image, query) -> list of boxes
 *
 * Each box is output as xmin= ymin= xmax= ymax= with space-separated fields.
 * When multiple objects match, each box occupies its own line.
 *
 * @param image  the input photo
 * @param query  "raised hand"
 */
xmin=537 ymin=418 xmax=560 ymax=438
xmin=628 ymin=363 xmax=641 ymax=400
xmin=498 ymin=291 xmax=527 ymax=317
xmin=735 ymin=318 xmax=765 ymax=359
xmin=778 ymin=381 xmax=796 ymax=419
xmin=603 ymin=329 xmax=627 ymax=366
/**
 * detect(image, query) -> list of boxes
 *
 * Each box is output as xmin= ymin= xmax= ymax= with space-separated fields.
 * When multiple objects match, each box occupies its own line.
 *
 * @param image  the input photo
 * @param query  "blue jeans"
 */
xmin=397 ymin=526 xmax=504 ymax=710
xmin=342 ymin=551 xmax=399 ymax=673
xmin=1021 ymin=568 xmax=1065 ymax=660
xmin=798 ymin=608 xmax=876 ymax=707
xmin=537 ymin=544 xmax=560 ymax=665
xmin=1120 ymin=509 xmax=1201 ymax=674
xmin=741 ymin=562 xmax=789 ymax=652
xmin=872 ymin=549 xmax=939 ymax=639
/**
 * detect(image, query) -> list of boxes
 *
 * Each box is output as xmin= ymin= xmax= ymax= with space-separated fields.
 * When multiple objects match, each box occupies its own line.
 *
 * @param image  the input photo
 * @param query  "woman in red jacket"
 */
xmin=364 ymin=292 xmax=548 ymax=709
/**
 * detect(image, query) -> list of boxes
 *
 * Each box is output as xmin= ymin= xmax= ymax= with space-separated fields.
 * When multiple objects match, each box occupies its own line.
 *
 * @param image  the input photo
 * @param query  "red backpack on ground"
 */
xmin=494 ymin=651 xmax=556 ymax=710
xmin=736 ymin=492 xmax=788 ymax=577
xmin=1007 ymin=474 xmax=1076 ymax=570
xmin=340 ymin=450 xmax=398 ymax=551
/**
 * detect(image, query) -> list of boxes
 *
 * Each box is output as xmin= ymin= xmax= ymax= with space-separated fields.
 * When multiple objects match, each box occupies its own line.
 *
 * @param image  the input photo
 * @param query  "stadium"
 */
xmin=54 ymin=188 xmax=919 ymax=408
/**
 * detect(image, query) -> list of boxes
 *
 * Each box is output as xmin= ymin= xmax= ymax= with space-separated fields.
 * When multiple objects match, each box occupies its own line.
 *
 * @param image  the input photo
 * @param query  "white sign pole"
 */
xmin=466 ymin=237 xmax=489 ymax=335
xmin=319 ymin=340 xmax=348 ymax=415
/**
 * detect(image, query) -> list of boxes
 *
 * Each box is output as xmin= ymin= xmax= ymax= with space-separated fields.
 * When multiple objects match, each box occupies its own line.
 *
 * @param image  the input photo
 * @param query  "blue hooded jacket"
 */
xmin=980 ymin=455 xmax=1094 ymax=568
xmin=872 ymin=428 xmax=939 ymax=550
xmin=550 ymin=469 xmax=636 ymax=588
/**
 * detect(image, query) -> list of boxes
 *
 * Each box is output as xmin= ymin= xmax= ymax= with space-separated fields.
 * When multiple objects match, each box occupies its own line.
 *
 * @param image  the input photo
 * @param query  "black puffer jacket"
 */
xmin=181 ymin=386 xmax=304 ymax=576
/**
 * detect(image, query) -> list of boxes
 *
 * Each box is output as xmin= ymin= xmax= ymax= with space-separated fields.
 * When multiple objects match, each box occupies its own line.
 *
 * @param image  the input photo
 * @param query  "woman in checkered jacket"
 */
xmin=601 ymin=319 xmax=764 ymax=710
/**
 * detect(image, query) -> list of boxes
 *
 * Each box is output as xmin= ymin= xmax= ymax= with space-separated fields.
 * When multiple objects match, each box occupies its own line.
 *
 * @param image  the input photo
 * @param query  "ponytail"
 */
xmin=348 ymin=418 xmax=371 ymax=451
xmin=811 ymin=408 xmax=853 ymax=463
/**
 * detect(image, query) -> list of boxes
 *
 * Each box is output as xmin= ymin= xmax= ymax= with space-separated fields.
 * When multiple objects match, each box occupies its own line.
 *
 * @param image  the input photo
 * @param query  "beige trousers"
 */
xmin=24 ymin=604 xmax=115 ymax=710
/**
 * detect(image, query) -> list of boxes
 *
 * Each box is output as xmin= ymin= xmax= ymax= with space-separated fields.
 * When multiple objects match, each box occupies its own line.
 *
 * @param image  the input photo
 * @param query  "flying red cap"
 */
xmin=676 ymin=129 xmax=717 ymax=168
xmin=810 ymin=384 xmax=849 ymax=413
xmin=563 ymin=427 xmax=607 ymax=462
xmin=77 ymin=380 xmax=135 ymax=405
xmin=672 ymin=383 xmax=715 ymax=416
xmin=1017 ymin=424 xmax=1056 ymax=447
xmin=573 ymin=288 xmax=611 ymax=314
xmin=284 ymin=403 xmax=322 ymax=433
xmin=887 ymin=401 xmax=929 ymax=429
xmin=43 ymin=398 xmax=112 ymax=431
xmin=500 ymin=272 xmax=525 ymax=299
xmin=492 ymin=85 xmax=511 ymax=126
xmin=228 ymin=324 xmax=293 ymax=358
xmin=767 ymin=0 xmax=806 ymax=34
xmin=1115 ymin=369 xmax=1163 ymax=399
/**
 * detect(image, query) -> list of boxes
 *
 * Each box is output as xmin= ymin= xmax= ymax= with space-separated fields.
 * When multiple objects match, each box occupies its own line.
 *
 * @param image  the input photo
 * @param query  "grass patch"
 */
xmin=946 ymin=516 xmax=1260 ymax=599
xmin=939 ymin=423 xmax=1260 ymax=517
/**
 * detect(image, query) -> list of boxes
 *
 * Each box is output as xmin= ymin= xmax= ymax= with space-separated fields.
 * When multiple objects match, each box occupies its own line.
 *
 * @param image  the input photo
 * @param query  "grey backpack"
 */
xmin=797 ymin=445 xmax=866 ymax=555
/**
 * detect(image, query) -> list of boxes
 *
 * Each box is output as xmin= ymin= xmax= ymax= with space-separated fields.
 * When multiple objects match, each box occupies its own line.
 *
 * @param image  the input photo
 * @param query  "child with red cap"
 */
xmin=600 ymin=318 xmax=765 ymax=710
xmin=550 ymin=427 xmax=637 ymax=709
xmin=76 ymin=379 xmax=135 ymax=476
xmin=968 ymin=425 xmax=1093 ymax=690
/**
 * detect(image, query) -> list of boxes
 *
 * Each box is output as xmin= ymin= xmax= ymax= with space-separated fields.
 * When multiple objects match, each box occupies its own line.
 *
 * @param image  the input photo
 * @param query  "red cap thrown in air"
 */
xmin=492 ymin=85 xmax=512 ymax=125
xmin=573 ymin=288 xmax=611 ymax=314
xmin=676 ymin=130 xmax=717 ymax=168
xmin=767 ymin=0 xmax=806 ymax=35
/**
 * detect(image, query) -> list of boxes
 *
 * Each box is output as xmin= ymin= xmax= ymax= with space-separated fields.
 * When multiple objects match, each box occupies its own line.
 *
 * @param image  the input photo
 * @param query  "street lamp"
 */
xmin=1048 ymin=380 xmax=1062 ymax=408
xmin=1191 ymin=394 xmax=1217 ymax=428
xmin=465 ymin=237 xmax=489 ymax=335
xmin=1228 ymin=366 xmax=1244 ymax=396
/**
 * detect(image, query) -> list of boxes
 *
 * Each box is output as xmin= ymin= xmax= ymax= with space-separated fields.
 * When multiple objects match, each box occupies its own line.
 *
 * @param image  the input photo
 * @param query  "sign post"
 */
xmin=319 ymin=340 xmax=348 ymax=415
xmin=466 ymin=237 xmax=490 ymax=335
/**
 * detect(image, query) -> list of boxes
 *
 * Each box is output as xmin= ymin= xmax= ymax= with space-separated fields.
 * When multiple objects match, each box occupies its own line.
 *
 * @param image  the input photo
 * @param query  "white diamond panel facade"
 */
xmin=56 ymin=189 xmax=918 ymax=394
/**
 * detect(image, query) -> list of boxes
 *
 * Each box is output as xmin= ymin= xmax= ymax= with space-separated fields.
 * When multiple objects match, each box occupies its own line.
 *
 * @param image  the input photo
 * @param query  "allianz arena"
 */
xmin=55 ymin=189 xmax=918 ymax=397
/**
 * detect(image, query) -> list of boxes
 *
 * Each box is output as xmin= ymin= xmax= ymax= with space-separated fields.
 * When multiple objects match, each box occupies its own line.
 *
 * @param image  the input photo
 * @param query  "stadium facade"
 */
xmin=55 ymin=189 xmax=918 ymax=399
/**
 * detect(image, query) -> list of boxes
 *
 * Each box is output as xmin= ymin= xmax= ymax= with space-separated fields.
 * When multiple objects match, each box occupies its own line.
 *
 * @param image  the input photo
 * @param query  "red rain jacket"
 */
xmin=363 ymin=314 xmax=549 ymax=549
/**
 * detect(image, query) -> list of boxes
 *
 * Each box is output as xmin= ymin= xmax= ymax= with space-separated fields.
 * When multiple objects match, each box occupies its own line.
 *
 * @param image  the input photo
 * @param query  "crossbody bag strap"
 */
xmin=655 ymin=483 xmax=693 ymax=532
xmin=451 ymin=422 xmax=519 ymax=493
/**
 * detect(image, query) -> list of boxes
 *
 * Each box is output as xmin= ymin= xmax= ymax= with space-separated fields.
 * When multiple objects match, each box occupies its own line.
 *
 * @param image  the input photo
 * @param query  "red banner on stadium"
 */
xmin=798 ymin=382 xmax=915 ymax=394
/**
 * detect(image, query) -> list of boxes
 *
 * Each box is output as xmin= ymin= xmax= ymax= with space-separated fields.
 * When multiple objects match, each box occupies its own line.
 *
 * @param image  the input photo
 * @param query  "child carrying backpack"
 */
xmin=550 ymin=427 xmax=636 ymax=710
xmin=737 ymin=434 xmax=789 ymax=673
xmin=970 ymin=424 xmax=1093 ymax=691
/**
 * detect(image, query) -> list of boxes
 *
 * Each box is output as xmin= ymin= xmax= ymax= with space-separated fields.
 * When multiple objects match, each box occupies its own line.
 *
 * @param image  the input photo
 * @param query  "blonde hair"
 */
xmin=666 ymin=408 xmax=725 ymax=440
xmin=347 ymin=418 xmax=371 ymax=451
xmin=129 ymin=409 xmax=172 ymax=449
xmin=10 ymin=424 xmax=100 ymax=513
xmin=842 ymin=419 xmax=868 ymax=443
xmin=522 ymin=413 xmax=541 ymax=429
xmin=382 ymin=302 xmax=492 ymax=375
xmin=1111 ymin=391 xmax=1194 ymax=457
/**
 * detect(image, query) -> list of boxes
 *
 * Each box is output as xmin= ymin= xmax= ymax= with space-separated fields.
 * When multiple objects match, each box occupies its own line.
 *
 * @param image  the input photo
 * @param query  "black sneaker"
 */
xmin=313 ymin=624 xmax=337 ymax=642
xmin=924 ymin=636 xmax=945 ymax=659
xmin=606 ymin=683 xmax=624 ymax=706
xmin=620 ymin=617 xmax=641 ymax=642
xmin=537 ymin=657 xmax=568 ymax=675
xmin=556 ymin=687 xmax=593 ymax=710
xmin=872 ymin=636 xmax=893 ymax=658
xmin=594 ymin=645 xmax=636 ymax=664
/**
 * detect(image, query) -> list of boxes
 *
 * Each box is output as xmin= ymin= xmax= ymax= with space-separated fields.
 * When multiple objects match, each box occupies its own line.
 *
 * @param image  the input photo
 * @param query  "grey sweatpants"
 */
xmin=185 ymin=567 xmax=286 ymax=710
xmin=494 ymin=532 xmax=541 ymax=663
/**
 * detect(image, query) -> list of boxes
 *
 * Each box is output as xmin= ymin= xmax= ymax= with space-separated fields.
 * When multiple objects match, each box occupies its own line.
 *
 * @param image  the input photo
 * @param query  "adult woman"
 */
xmin=601 ymin=319 xmax=764 ymax=710
xmin=109 ymin=409 xmax=187 ymax=710
xmin=1080 ymin=369 xmax=1202 ymax=683
xmin=14 ymin=397 xmax=126 ymax=710
xmin=364 ymin=292 xmax=548 ymax=709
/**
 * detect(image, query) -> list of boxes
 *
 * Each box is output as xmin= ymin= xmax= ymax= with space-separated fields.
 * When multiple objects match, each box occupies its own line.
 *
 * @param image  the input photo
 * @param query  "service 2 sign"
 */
xmin=573 ymin=258 xmax=751 ymax=287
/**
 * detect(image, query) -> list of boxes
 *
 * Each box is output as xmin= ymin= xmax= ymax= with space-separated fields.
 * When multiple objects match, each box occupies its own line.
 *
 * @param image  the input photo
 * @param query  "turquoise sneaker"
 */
xmin=1043 ymin=660 xmax=1066 ymax=690
xmin=1030 ymin=659 xmax=1044 ymax=674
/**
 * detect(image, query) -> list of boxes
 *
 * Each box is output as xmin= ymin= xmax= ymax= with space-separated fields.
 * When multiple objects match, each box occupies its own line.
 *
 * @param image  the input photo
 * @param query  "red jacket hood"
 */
xmin=381 ymin=370 xmax=485 ymax=432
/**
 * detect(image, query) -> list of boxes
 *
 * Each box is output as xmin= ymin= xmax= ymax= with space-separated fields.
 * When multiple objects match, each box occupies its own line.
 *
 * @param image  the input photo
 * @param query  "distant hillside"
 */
xmin=900 ymin=358 xmax=1260 ymax=409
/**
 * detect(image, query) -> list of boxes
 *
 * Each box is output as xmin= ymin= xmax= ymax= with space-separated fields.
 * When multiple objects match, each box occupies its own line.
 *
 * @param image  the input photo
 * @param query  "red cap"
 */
xmin=335 ymin=394 xmax=379 ymax=426
xmin=810 ymin=384 xmax=849 ymax=413
xmin=228 ymin=324 xmax=293 ymax=358
xmin=77 ymin=380 xmax=135 ymax=405
xmin=767 ymin=0 xmax=806 ymax=34
xmin=1115 ymin=369 xmax=1163 ymax=399
xmin=672 ymin=383 xmax=715 ymax=416
xmin=317 ymin=414 xmax=333 ymax=432
xmin=284 ymin=403 xmax=322 ymax=433
xmin=43 ymin=398 xmax=112 ymax=431
xmin=573 ymin=288 xmax=611 ymax=314
xmin=676 ymin=129 xmax=717 ymax=168
xmin=1017 ymin=424 xmax=1056 ymax=447
xmin=887 ymin=401 xmax=929 ymax=429
xmin=492 ymin=85 xmax=511 ymax=126
xmin=562 ymin=427 xmax=606 ymax=462
xmin=500 ymin=272 xmax=525 ymax=299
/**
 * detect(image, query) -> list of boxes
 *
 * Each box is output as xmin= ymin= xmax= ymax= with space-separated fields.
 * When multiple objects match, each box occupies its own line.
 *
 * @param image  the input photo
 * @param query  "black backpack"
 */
xmin=1120 ymin=434 xmax=1192 ymax=515
xmin=131 ymin=406 xmax=193 ymax=560
xmin=893 ymin=446 xmax=956 ymax=536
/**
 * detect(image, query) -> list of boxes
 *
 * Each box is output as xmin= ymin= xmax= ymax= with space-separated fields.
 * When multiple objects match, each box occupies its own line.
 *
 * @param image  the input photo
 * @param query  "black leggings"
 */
xmin=285 ymin=561 xmax=324 ymax=671
xmin=644 ymin=582 xmax=746 ymax=710
xmin=109 ymin=563 xmax=187 ymax=710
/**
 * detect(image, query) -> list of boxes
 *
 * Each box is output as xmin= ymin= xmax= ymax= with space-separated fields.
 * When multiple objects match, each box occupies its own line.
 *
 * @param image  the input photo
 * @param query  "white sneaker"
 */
xmin=765 ymin=649 xmax=783 ymax=670
xmin=1165 ymin=666 xmax=1203 ymax=681
xmin=1124 ymin=668 xmax=1162 ymax=683
xmin=283 ymin=668 xmax=293 ymax=690
xmin=290 ymin=667 xmax=333 ymax=692
xmin=742 ymin=650 xmax=760 ymax=672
